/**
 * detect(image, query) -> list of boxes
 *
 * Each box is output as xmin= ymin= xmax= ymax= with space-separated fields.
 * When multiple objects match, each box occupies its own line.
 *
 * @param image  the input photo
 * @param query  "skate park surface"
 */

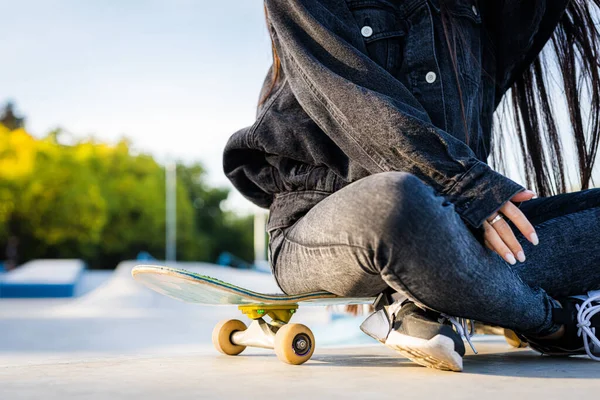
xmin=1 ymin=261 xmax=599 ymax=398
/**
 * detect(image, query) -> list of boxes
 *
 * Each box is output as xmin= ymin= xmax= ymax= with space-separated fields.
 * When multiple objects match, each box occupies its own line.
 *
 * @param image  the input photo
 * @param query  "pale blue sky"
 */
xmin=2 ymin=1 xmax=597 ymax=214
xmin=1 ymin=0 xmax=272 ymax=213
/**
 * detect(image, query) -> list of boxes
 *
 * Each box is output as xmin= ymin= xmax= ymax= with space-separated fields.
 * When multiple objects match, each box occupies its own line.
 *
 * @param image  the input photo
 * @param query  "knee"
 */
xmin=356 ymin=172 xmax=452 ymax=245
xmin=361 ymin=171 xmax=438 ymax=218
xmin=351 ymin=172 xmax=446 ymax=268
xmin=377 ymin=171 xmax=430 ymax=192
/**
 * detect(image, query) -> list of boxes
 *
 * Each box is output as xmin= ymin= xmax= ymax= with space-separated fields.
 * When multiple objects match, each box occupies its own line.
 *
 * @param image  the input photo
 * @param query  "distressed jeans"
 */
xmin=268 ymin=171 xmax=600 ymax=336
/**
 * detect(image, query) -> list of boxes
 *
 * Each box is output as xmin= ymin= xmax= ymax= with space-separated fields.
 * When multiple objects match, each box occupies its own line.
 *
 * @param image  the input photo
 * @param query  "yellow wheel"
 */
xmin=212 ymin=319 xmax=247 ymax=356
xmin=274 ymin=323 xmax=315 ymax=365
xmin=504 ymin=329 xmax=528 ymax=348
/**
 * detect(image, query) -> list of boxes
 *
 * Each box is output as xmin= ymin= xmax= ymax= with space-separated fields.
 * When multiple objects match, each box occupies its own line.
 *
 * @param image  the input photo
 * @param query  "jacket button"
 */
xmin=425 ymin=71 xmax=437 ymax=83
xmin=472 ymin=5 xmax=478 ymax=16
xmin=361 ymin=26 xmax=373 ymax=37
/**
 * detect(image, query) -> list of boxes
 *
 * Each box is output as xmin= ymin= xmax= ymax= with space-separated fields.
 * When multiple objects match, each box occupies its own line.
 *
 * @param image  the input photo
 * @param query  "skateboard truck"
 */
xmin=238 ymin=304 xmax=297 ymax=325
xmin=212 ymin=304 xmax=316 ymax=365
xmin=131 ymin=265 xmax=376 ymax=365
xmin=229 ymin=305 xmax=298 ymax=349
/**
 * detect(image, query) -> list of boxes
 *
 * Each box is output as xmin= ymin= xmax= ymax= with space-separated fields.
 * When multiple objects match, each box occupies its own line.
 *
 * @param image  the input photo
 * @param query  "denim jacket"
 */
xmin=223 ymin=0 xmax=569 ymax=231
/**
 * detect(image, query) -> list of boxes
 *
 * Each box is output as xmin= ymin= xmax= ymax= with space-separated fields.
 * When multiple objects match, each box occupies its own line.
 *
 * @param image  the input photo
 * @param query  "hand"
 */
xmin=482 ymin=190 xmax=539 ymax=265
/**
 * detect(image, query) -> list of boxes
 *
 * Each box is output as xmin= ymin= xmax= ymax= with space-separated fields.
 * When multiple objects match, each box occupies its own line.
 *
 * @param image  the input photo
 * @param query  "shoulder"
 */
xmin=481 ymin=1 xmax=569 ymax=98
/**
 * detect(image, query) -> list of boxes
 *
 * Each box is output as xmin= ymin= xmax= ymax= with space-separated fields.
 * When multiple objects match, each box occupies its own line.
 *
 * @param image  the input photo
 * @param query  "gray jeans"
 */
xmin=268 ymin=172 xmax=600 ymax=336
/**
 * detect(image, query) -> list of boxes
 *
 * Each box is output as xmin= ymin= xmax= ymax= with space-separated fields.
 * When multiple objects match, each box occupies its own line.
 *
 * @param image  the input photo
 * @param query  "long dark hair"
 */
xmin=260 ymin=4 xmax=282 ymax=108
xmin=492 ymin=0 xmax=600 ymax=196
xmin=260 ymin=1 xmax=600 ymax=196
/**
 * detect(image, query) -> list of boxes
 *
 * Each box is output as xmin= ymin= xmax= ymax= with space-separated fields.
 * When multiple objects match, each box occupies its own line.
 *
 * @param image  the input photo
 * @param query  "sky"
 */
xmin=1 ymin=0 xmax=273 ymax=214
xmin=2 ymin=1 xmax=598 ymax=216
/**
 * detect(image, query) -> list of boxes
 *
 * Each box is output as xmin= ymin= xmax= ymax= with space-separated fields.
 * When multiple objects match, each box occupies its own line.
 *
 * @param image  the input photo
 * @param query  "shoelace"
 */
xmin=575 ymin=290 xmax=600 ymax=361
xmin=441 ymin=314 xmax=478 ymax=354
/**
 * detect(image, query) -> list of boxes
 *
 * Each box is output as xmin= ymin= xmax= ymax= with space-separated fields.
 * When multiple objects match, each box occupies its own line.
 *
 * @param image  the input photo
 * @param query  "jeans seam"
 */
xmin=280 ymin=231 xmax=379 ymax=276
xmin=530 ymin=205 xmax=600 ymax=230
xmin=273 ymin=189 xmax=333 ymax=199
xmin=269 ymin=229 xmax=288 ymax=294
xmin=380 ymin=270 xmax=436 ymax=311
xmin=282 ymin=234 xmax=370 ymax=253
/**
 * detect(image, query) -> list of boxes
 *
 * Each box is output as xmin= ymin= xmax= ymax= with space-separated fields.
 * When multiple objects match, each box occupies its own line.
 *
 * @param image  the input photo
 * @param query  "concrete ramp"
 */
xmin=1 ymin=260 xmax=355 ymax=359
xmin=0 ymin=259 xmax=85 ymax=298
xmin=54 ymin=260 xmax=284 ymax=317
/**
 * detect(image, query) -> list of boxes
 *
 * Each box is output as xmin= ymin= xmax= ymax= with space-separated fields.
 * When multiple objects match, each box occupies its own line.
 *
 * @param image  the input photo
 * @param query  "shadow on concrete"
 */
xmin=462 ymin=350 xmax=599 ymax=378
xmin=311 ymin=353 xmax=411 ymax=368
xmin=243 ymin=353 xmax=410 ymax=368
xmin=244 ymin=350 xmax=600 ymax=378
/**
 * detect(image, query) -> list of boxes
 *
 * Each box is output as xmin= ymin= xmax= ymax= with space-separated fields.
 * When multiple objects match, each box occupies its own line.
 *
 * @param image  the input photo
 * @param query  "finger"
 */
xmin=483 ymin=239 xmax=494 ymax=252
xmin=511 ymin=189 xmax=537 ymax=203
xmin=489 ymin=217 xmax=525 ymax=262
xmin=483 ymin=221 xmax=517 ymax=265
xmin=500 ymin=202 xmax=539 ymax=245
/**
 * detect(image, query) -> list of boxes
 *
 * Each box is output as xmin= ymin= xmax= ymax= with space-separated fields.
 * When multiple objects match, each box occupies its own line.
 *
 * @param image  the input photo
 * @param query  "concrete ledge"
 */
xmin=0 ymin=259 xmax=85 ymax=298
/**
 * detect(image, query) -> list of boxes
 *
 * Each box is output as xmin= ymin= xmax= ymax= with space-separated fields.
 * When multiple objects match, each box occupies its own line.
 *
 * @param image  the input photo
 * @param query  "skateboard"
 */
xmin=132 ymin=265 xmax=375 ymax=365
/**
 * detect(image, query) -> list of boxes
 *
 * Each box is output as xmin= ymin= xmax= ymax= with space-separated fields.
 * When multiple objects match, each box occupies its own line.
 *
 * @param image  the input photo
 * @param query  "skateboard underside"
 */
xmin=131 ymin=265 xmax=375 ymax=306
xmin=131 ymin=264 xmax=377 ymax=365
xmin=131 ymin=265 xmax=526 ymax=365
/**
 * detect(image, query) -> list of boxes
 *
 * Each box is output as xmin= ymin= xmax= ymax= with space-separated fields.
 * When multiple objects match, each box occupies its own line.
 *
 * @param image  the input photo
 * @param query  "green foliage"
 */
xmin=0 ymin=120 xmax=255 ymax=269
xmin=0 ymin=102 xmax=25 ymax=130
xmin=17 ymin=142 xmax=107 ymax=258
xmin=176 ymin=163 xmax=254 ymax=262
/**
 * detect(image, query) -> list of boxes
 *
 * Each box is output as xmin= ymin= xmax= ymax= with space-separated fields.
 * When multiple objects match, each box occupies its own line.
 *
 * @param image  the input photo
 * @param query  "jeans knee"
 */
xmin=352 ymin=172 xmax=446 ymax=276
xmin=363 ymin=171 xmax=438 ymax=220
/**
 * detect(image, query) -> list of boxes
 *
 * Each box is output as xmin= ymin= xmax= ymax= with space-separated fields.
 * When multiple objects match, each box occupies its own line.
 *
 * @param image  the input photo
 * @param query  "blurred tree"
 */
xmin=217 ymin=211 xmax=254 ymax=262
xmin=15 ymin=141 xmax=107 ymax=260
xmin=0 ymin=124 xmax=107 ymax=259
xmin=177 ymin=164 xmax=254 ymax=262
xmin=72 ymin=139 xmax=196 ymax=268
xmin=0 ymin=102 xmax=25 ymax=130
xmin=0 ymin=124 xmax=31 ymax=242
xmin=0 ymin=105 xmax=255 ymax=268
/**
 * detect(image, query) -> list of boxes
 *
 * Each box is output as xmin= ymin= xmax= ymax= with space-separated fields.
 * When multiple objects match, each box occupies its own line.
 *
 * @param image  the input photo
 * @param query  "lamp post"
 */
xmin=166 ymin=161 xmax=177 ymax=262
xmin=253 ymin=210 xmax=268 ymax=270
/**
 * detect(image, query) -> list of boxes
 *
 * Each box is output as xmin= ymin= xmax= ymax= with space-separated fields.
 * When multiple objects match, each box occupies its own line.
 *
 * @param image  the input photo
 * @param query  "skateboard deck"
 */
xmin=132 ymin=264 xmax=375 ymax=306
xmin=132 ymin=264 xmax=376 ymax=365
xmin=131 ymin=265 xmax=523 ymax=365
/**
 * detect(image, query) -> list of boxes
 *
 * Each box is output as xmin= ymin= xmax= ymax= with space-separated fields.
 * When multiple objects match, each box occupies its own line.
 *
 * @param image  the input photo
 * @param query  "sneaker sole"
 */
xmin=385 ymin=331 xmax=463 ymax=372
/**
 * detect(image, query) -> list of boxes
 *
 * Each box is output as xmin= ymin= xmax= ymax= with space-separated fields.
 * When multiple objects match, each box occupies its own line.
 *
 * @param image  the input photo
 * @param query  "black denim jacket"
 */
xmin=223 ymin=0 xmax=569 ymax=232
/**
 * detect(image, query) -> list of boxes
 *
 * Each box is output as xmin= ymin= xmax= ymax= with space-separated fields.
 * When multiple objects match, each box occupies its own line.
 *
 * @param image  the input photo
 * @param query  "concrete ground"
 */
xmin=2 ymin=339 xmax=599 ymax=399
xmin=1 ymin=261 xmax=598 ymax=398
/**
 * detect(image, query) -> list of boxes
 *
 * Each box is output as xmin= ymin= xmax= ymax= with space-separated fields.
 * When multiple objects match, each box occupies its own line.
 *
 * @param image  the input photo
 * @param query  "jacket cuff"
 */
xmin=443 ymin=162 xmax=525 ymax=228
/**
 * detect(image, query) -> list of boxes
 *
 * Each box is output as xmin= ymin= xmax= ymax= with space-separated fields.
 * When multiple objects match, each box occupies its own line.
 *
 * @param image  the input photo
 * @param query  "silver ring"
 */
xmin=488 ymin=214 xmax=504 ymax=225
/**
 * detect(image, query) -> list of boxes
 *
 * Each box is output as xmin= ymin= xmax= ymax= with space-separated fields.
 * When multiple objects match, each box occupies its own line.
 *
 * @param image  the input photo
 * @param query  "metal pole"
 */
xmin=166 ymin=161 xmax=177 ymax=262
xmin=253 ymin=211 xmax=267 ymax=264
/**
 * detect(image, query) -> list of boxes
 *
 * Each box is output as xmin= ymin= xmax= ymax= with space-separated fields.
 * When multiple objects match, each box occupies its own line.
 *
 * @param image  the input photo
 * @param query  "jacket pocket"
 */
xmin=268 ymin=157 xmax=315 ymax=191
xmin=346 ymin=0 xmax=407 ymax=77
xmin=430 ymin=0 xmax=482 ymax=88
